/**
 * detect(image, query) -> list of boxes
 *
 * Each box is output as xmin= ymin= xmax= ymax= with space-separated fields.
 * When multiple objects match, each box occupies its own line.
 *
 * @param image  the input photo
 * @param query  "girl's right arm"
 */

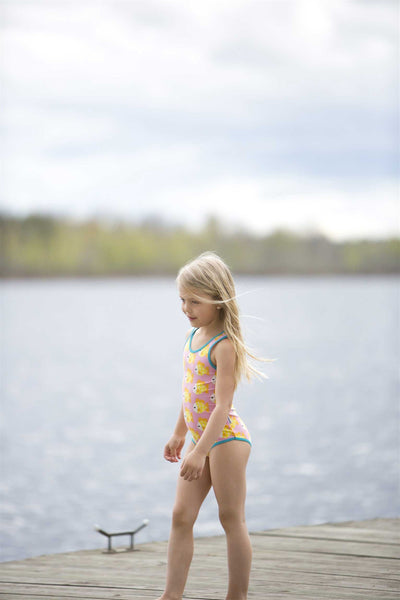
xmin=164 ymin=406 xmax=187 ymax=463
xmin=164 ymin=329 xmax=191 ymax=463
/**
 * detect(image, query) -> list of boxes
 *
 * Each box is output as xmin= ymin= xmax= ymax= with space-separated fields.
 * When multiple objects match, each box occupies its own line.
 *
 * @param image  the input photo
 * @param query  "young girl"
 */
xmin=157 ymin=252 xmax=267 ymax=600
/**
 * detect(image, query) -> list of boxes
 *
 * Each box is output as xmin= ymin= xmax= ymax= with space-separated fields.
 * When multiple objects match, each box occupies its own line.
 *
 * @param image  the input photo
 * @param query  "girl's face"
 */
xmin=179 ymin=287 xmax=221 ymax=329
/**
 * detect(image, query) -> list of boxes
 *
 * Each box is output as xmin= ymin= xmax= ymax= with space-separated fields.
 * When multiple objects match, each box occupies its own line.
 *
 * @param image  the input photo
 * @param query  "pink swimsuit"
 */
xmin=182 ymin=328 xmax=252 ymax=449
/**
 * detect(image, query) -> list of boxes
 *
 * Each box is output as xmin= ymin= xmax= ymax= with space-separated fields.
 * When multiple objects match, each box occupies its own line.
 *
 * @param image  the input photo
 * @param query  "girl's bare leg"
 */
xmin=209 ymin=441 xmax=252 ymax=600
xmin=158 ymin=442 xmax=212 ymax=600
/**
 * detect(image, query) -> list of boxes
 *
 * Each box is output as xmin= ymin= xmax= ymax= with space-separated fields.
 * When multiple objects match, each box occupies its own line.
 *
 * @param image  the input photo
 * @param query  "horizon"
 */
xmin=1 ymin=208 xmax=398 ymax=244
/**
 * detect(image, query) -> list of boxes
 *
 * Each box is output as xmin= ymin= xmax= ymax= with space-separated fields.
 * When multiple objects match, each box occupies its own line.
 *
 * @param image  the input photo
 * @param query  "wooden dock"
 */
xmin=0 ymin=518 xmax=399 ymax=599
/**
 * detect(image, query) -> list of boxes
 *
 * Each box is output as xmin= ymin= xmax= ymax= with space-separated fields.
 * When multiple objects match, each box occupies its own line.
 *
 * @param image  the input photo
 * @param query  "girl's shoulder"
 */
xmin=210 ymin=335 xmax=236 ymax=368
xmin=184 ymin=327 xmax=195 ymax=344
xmin=213 ymin=336 xmax=234 ymax=354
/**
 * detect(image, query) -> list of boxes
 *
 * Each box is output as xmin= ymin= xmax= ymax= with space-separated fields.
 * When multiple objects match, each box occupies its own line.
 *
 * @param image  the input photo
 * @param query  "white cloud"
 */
xmin=0 ymin=0 xmax=398 ymax=239
xmin=3 ymin=0 xmax=396 ymax=110
xmin=158 ymin=174 xmax=399 ymax=240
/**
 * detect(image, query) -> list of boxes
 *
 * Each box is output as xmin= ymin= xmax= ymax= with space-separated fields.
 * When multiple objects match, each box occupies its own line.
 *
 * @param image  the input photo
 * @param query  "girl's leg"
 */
xmin=209 ymin=441 xmax=252 ymax=600
xmin=158 ymin=442 xmax=212 ymax=600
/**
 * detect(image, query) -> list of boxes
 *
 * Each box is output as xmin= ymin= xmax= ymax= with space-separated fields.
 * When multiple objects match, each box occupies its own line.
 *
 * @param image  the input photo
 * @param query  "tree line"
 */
xmin=0 ymin=213 xmax=398 ymax=277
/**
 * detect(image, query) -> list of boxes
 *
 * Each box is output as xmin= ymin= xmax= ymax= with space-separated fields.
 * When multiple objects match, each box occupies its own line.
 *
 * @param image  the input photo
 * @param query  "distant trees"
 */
xmin=0 ymin=213 xmax=398 ymax=277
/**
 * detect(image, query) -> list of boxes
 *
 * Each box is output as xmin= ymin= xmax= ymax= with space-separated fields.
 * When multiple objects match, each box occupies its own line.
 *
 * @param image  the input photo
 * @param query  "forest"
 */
xmin=0 ymin=213 xmax=399 ymax=277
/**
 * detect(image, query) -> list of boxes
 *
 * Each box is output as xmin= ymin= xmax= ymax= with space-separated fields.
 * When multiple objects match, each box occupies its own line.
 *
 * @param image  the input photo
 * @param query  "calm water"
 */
xmin=0 ymin=276 xmax=399 ymax=561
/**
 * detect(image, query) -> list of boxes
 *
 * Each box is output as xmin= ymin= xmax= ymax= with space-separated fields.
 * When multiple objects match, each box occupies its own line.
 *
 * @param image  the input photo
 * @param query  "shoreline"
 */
xmin=1 ymin=272 xmax=399 ymax=280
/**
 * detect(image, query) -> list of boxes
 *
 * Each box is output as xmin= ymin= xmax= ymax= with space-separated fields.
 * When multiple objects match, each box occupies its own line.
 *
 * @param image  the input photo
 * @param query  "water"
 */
xmin=0 ymin=276 xmax=399 ymax=562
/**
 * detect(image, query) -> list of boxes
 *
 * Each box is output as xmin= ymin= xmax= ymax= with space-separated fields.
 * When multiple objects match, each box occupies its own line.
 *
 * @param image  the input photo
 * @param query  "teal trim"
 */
xmin=208 ymin=334 xmax=228 ymax=369
xmin=188 ymin=327 xmax=197 ymax=351
xmin=189 ymin=329 xmax=225 ymax=354
xmin=184 ymin=328 xmax=195 ymax=349
xmin=211 ymin=437 xmax=252 ymax=449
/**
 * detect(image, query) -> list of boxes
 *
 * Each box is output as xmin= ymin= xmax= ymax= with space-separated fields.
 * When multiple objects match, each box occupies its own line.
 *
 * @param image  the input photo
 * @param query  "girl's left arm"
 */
xmin=180 ymin=339 xmax=235 ymax=481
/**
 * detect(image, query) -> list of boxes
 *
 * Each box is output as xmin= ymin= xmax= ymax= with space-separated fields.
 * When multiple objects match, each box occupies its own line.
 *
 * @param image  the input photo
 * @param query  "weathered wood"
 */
xmin=329 ymin=518 xmax=399 ymax=532
xmin=0 ymin=582 xmax=159 ymax=599
xmin=0 ymin=518 xmax=399 ymax=599
xmin=252 ymin=524 xmax=399 ymax=545
xmin=250 ymin=535 xmax=400 ymax=558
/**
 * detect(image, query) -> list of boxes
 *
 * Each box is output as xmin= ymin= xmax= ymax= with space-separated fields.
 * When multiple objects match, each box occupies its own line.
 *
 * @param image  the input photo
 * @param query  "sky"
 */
xmin=0 ymin=0 xmax=398 ymax=241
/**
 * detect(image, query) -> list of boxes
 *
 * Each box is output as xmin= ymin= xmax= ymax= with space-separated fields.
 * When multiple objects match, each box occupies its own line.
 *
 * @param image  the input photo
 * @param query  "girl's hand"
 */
xmin=180 ymin=449 xmax=206 ymax=482
xmin=164 ymin=435 xmax=185 ymax=463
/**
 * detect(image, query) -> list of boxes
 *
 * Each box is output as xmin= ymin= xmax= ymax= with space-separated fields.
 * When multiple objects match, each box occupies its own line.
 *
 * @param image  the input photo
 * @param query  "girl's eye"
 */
xmin=180 ymin=297 xmax=200 ymax=305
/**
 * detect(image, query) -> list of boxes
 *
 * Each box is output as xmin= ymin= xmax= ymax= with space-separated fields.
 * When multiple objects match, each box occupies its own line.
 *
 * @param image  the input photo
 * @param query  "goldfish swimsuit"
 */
xmin=182 ymin=328 xmax=252 ymax=449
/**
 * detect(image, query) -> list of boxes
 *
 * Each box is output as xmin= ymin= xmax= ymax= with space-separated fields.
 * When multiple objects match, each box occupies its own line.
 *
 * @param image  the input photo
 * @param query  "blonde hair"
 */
xmin=176 ymin=251 xmax=273 ymax=388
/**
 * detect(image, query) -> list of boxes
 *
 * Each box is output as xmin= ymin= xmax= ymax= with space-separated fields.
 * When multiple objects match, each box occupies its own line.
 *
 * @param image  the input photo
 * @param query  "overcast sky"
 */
xmin=1 ymin=0 xmax=398 ymax=240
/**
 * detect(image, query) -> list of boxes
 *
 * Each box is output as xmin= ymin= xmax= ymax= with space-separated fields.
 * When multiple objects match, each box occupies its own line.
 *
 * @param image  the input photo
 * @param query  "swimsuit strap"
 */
xmin=208 ymin=332 xmax=228 ymax=369
xmin=189 ymin=328 xmax=225 ymax=354
xmin=184 ymin=328 xmax=196 ymax=345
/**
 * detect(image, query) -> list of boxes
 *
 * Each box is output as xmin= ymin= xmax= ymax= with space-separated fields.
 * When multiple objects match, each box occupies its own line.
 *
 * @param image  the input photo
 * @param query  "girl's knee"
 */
xmin=218 ymin=506 xmax=245 ymax=532
xmin=172 ymin=503 xmax=197 ymax=530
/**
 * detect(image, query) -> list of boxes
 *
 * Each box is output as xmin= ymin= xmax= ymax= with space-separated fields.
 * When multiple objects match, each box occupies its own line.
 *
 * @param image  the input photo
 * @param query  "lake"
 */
xmin=0 ymin=275 xmax=398 ymax=561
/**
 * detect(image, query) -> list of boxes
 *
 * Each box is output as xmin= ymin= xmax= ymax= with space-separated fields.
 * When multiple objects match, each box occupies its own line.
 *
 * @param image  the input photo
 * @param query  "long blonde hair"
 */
xmin=176 ymin=251 xmax=273 ymax=388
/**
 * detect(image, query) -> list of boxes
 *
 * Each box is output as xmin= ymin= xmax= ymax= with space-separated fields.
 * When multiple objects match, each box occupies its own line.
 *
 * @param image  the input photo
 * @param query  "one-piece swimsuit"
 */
xmin=182 ymin=328 xmax=252 ymax=449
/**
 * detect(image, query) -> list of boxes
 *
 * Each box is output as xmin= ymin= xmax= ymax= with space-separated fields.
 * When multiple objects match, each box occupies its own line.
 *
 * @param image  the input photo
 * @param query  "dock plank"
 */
xmin=250 ymin=534 xmax=400 ymax=559
xmin=330 ymin=518 xmax=399 ymax=532
xmin=0 ymin=582 xmax=160 ymax=599
xmin=0 ymin=518 xmax=399 ymax=600
xmin=253 ymin=524 xmax=399 ymax=545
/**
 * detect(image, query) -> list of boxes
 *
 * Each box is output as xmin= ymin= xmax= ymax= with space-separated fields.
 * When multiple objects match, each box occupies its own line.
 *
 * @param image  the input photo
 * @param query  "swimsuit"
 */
xmin=182 ymin=328 xmax=252 ymax=449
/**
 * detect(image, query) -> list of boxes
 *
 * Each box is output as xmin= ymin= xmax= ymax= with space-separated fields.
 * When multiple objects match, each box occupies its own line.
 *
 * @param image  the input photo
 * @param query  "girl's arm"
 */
xmin=180 ymin=339 xmax=235 ymax=481
xmin=164 ymin=405 xmax=187 ymax=463
xmin=164 ymin=330 xmax=192 ymax=463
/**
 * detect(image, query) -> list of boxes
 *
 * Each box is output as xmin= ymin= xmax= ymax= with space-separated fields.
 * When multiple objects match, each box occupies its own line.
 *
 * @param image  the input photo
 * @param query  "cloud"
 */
xmin=0 ymin=0 xmax=398 ymax=239
xmin=148 ymin=174 xmax=399 ymax=241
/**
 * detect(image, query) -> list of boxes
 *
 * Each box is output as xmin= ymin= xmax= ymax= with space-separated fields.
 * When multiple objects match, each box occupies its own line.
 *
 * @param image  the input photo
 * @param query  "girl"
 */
xmin=157 ymin=252 xmax=268 ymax=600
